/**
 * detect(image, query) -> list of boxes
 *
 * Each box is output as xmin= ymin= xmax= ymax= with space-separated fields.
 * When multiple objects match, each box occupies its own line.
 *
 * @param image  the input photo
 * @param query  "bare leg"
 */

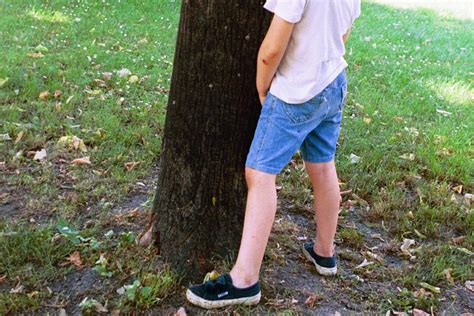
xmin=304 ymin=160 xmax=340 ymax=257
xmin=229 ymin=167 xmax=277 ymax=288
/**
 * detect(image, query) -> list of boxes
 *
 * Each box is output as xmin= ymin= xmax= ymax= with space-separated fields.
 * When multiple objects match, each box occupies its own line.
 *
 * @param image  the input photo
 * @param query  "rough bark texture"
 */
xmin=152 ymin=1 xmax=271 ymax=282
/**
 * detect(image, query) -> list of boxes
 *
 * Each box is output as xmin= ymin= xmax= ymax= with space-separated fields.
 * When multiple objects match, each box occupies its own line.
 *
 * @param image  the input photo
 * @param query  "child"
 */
xmin=186 ymin=0 xmax=361 ymax=309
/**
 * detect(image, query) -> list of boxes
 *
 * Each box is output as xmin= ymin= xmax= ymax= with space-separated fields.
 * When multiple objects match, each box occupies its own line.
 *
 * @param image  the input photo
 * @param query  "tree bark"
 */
xmin=151 ymin=1 xmax=271 ymax=282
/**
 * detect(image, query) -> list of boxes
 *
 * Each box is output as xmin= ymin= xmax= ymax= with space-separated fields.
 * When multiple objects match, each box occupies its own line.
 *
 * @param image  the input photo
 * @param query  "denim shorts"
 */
xmin=245 ymin=69 xmax=347 ymax=174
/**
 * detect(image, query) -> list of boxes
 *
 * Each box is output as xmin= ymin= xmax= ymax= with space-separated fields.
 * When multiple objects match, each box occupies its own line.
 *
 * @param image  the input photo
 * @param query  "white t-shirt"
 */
xmin=264 ymin=0 xmax=361 ymax=104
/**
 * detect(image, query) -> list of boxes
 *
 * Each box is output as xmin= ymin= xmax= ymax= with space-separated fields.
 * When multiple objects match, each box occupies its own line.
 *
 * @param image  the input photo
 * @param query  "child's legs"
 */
xmin=304 ymin=160 xmax=340 ymax=257
xmin=230 ymin=167 xmax=277 ymax=288
xmin=300 ymin=73 xmax=346 ymax=256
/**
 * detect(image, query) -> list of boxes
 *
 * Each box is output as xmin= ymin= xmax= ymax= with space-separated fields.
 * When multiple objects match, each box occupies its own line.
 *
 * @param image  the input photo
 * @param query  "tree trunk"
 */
xmin=151 ymin=1 xmax=271 ymax=282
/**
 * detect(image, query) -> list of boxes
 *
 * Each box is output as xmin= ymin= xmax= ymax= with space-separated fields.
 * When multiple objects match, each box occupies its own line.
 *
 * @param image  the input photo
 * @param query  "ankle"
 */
xmin=313 ymin=243 xmax=335 ymax=257
xmin=229 ymin=268 xmax=259 ymax=288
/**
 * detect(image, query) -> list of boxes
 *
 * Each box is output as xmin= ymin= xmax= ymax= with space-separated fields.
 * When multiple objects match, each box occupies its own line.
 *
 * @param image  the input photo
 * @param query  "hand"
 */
xmin=259 ymin=93 xmax=267 ymax=106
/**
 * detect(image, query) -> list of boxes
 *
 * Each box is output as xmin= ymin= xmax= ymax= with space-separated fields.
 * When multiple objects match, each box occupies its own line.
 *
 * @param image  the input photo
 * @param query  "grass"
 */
xmin=0 ymin=0 xmax=473 ymax=314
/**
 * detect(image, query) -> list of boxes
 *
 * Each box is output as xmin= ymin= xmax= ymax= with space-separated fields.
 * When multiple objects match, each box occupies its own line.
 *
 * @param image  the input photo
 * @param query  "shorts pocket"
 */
xmin=281 ymin=92 xmax=327 ymax=124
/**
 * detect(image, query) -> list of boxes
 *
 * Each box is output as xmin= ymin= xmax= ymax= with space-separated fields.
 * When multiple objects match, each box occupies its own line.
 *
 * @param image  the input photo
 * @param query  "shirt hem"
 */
xmin=270 ymin=61 xmax=348 ymax=104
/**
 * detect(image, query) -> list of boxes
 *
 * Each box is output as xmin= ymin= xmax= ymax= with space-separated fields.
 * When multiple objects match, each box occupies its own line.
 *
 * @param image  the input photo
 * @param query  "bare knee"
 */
xmin=305 ymin=161 xmax=335 ymax=177
xmin=245 ymin=167 xmax=276 ymax=188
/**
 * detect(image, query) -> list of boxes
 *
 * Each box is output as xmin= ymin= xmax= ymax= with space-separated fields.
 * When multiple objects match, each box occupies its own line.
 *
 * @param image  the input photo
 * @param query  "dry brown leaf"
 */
xmin=54 ymin=90 xmax=62 ymax=99
xmin=0 ymin=275 xmax=6 ymax=284
xmin=413 ymin=309 xmax=430 ymax=316
xmin=33 ymin=149 xmax=47 ymax=161
xmin=124 ymin=161 xmax=140 ymax=172
xmin=94 ymin=301 xmax=108 ymax=313
xmin=10 ymin=283 xmax=24 ymax=294
xmin=71 ymin=156 xmax=91 ymax=165
xmin=28 ymin=52 xmax=44 ymax=58
xmin=174 ymin=307 xmax=187 ymax=316
xmin=453 ymin=185 xmax=463 ymax=194
xmin=400 ymin=238 xmax=415 ymax=257
xmin=39 ymin=91 xmax=50 ymax=100
xmin=126 ymin=207 xmax=139 ymax=219
xmin=304 ymin=293 xmax=322 ymax=308
xmin=103 ymin=72 xmax=113 ymax=81
xmin=443 ymin=268 xmax=454 ymax=284
xmin=66 ymin=251 xmax=83 ymax=269
xmin=452 ymin=236 xmax=465 ymax=245
xmin=354 ymin=258 xmax=374 ymax=270
xmin=14 ymin=131 xmax=24 ymax=144
xmin=128 ymin=75 xmax=139 ymax=83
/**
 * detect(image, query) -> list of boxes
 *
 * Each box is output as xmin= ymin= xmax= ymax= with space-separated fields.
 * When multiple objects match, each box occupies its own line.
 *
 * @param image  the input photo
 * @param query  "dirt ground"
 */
xmin=3 ymin=173 xmax=471 ymax=315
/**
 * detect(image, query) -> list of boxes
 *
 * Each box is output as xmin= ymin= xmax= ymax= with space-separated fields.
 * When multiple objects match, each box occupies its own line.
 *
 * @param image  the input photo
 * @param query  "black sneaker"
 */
xmin=302 ymin=241 xmax=337 ymax=276
xmin=186 ymin=273 xmax=261 ymax=309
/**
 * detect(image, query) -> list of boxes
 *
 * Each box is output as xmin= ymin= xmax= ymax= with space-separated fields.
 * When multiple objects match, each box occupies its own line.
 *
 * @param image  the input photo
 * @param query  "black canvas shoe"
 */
xmin=186 ymin=273 xmax=261 ymax=309
xmin=302 ymin=241 xmax=337 ymax=276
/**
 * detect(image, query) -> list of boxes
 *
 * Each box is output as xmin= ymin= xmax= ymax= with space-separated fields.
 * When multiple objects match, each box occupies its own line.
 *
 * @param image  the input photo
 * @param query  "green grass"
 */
xmin=0 ymin=0 xmax=180 ymax=217
xmin=0 ymin=222 xmax=75 ymax=314
xmin=1 ymin=0 xmax=473 ymax=313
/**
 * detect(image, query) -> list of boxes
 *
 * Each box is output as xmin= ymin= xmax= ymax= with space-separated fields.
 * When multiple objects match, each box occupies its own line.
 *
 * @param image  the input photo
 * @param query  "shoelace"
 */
xmin=203 ymin=275 xmax=228 ymax=293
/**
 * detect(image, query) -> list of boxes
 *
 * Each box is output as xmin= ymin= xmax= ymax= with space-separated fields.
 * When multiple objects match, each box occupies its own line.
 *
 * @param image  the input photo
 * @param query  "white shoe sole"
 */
xmin=186 ymin=289 xmax=261 ymax=309
xmin=302 ymin=245 xmax=337 ymax=276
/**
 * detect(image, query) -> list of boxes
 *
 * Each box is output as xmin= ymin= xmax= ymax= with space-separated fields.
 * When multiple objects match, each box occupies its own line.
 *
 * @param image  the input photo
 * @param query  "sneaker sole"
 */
xmin=186 ymin=289 xmax=261 ymax=309
xmin=302 ymin=245 xmax=337 ymax=276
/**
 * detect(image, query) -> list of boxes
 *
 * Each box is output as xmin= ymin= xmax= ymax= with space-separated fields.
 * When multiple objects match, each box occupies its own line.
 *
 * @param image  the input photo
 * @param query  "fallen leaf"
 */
xmin=174 ymin=307 xmax=187 ymax=316
xmin=103 ymin=72 xmax=113 ymax=81
xmin=413 ymin=309 xmax=430 ymax=316
xmin=0 ymin=275 xmax=6 ymax=284
xmin=28 ymin=52 xmax=44 ymax=58
xmin=400 ymin=238 xmax=415 ymax=256
xmin=0 ymin=77 xmax=9 ymax=87
xmin=414 ymin=229 xmax=426 ymax=239
xmin=94 ymin=301 xmax=108 ymax=313
xmin=128 ymin=75 xmax=139 ymax=83
xmin=66 ymin=251 xmax=83 ymax=269
xmin=349 ymin=153 xmax=360 ymax=164
xmin=452 ymin=236 xmax=465 ymax=245
xmin=14 ymin=131 xmax=24 ymax=144
xmin=465 ymin=280 xmax=474 ymax=292
xmin=124 ymin=161 xmax=140 ymax=172
xmin=33 ymin=149 xmax=47 ymax=161
xmin=363 ymin=117 xmax=372 ymax=124
xmin=354 ymin=258 xmax=374 ymax=270
xmin=27 ymin=291 xmax=39 ymax=298
xmin=420 ymin=282 xmax=440 ymax=294
xmin=117 ymin=68 xmax=131 ymax=78
xmin=399 ymin=153 xmax=415 ymax=161
xmin=10 ymin=283 xmax=24 ymax=294
xmin=443 ymin=268 xmax=454 ymax=284
xmin=304 ymin=294 xmax=322 ymax=307
xmin=54 ymin=90 xmax=62 ymax=99
xmin=71 ymin=156 xmax=91 ymax=165
xmin=436 ymin=108 xmax=452 ymax=116
xmin=85 ymin=89 xmax=102 ymax=96
xmin=453 ymin=185 xmax=463 ymax=194
xmin=39 ymin=91 xmax=50 ymax=100
xmin=365 ymin=251 xmax=384 ymax=263
xmin=0 ymin=133 xmax=11 ymax=141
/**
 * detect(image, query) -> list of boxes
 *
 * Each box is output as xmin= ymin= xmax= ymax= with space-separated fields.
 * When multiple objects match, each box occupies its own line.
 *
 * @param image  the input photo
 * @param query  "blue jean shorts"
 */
xmin=245 ymin=69 xmax=348 ymax=174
